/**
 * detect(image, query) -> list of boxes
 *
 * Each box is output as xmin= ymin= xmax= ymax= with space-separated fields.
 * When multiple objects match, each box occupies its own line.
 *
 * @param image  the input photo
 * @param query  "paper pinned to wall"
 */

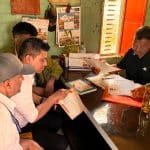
xmin=56 ymin=7 xmax=81 ymax=47
xmin=22 ymin=17 xmax=49 ymax=42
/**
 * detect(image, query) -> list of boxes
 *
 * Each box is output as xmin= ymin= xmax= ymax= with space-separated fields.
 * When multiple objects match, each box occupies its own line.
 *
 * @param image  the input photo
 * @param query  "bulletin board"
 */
xmin=11 ymin=0 xmax=40 ymax=15
xmin=56 ymin=7 xmax=81 ymax=47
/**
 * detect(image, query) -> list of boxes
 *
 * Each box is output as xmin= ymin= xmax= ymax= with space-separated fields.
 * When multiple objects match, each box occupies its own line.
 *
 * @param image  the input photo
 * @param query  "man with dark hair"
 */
xmin=12 ymin=37 xmax=70 ymax=150
xmin=12 ymin=21 xmax=63 ymax=96
xmin=12 ymin=22 xmax=38 ymax=36
xmin=117 ymin=26 xmax=150 ymax=84
xmin=12 ymin=22 xmax=38 ymax=54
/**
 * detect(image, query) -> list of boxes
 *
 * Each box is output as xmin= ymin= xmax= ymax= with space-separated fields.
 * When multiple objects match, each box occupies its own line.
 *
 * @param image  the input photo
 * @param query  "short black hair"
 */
xmin=12 ymin=22 xmax=38 ymax=37
xmin=135 ymin=26 xmax=150 ymax=40
xmin=18 ymin=37 xmax=50 ymax=60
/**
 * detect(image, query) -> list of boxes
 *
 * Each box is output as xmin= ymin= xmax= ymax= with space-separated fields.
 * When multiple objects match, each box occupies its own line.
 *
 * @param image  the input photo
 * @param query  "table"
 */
xmin=62 ymin=70 xmax=150 ymax=150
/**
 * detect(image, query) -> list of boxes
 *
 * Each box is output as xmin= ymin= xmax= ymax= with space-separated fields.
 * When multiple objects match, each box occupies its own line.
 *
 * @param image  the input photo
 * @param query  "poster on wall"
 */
xmin=22 ymin=17 xmax=49 ymax=42
xmin=11 ymin=0 xmax=40 ymax=15
xmin=56 ymin=7 xmax=80 ymax=47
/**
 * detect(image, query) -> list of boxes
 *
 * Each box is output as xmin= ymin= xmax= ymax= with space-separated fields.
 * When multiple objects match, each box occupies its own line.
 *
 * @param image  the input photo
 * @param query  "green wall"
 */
xmin=0 ymin=0 xmax=150 ymax=56
xmin=145 ymin=0 xmax=150 ymax=26
xmin=81 ymin=0 xmax=102 ymax=53
xmin=0 ymin=0 xmax=80 ymax=55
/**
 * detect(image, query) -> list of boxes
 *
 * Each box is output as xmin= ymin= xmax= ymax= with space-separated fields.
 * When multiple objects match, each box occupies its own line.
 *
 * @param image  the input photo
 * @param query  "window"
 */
xmin=100 ymin=0 xmax=126 ymax=56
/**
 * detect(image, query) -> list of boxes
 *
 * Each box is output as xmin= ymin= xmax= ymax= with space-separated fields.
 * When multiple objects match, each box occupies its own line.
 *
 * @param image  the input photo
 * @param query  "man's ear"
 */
xmin=3 ymin=80 xmax=11 ymax=89
xmin=24 ymin=55 xmax=33 ymax=64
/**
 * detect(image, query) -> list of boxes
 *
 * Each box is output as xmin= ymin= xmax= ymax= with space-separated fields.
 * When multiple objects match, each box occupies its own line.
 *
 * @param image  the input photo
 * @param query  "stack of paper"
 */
xmin=103 ymin=74 xmax=141 ymax=96
xmin=68 ymin=53 xmax=97 ymax=71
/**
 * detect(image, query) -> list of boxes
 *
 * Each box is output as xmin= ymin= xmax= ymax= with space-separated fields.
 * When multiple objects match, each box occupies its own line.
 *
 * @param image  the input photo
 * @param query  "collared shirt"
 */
xmin=117 ymin=48 xmax=150 ymax=84
xmin=0 ymin=93 xmax=22 ymax=150
xmin=35 ymin=56 xmax=63 ymax=87
xmin=11 ymin=74 xmax=38 ymax=128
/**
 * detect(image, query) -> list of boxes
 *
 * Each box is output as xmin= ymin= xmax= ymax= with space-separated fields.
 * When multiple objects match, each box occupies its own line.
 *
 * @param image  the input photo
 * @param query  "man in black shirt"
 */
xmin=117 ymin=26 xmax=150 ymax=84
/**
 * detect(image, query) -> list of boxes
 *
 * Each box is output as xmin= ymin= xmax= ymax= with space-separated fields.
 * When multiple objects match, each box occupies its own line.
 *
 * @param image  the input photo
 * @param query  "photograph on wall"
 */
xmin=22 ymin=17 xmax=49 ymax=42
xmin=56 ymin=7 xmax=80 ymax=47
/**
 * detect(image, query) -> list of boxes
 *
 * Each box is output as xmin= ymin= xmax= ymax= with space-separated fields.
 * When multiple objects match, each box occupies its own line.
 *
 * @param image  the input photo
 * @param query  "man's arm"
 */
xmin=34 ymin=56 xmax=63 ymax=96
xmin=34 ymin=89 xmax=70 ymax=122
xmin=20 ymin=138 xmax=43 ymax=150
xmin=32 ymin=86 xmax=45 ymax=97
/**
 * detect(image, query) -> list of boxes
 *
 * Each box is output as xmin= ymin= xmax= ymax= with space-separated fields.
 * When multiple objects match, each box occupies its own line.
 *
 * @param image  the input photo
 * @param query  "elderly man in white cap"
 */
xmin=0 ymin=53 xmax=43 ymax=150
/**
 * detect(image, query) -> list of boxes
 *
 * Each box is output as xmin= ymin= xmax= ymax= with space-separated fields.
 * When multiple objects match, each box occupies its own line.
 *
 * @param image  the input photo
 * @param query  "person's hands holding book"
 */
xmin=50 ymin=88 xmax=71 ymax=105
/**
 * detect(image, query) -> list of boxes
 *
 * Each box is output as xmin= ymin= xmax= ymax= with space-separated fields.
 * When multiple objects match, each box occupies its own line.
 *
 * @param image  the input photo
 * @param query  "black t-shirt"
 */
xmin=117 ymin=48 xmax=150 ymax=84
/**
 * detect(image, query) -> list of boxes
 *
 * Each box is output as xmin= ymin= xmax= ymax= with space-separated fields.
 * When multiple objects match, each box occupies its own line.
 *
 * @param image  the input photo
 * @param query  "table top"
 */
xmin=62 ymin=70 xmax=150 ymax=150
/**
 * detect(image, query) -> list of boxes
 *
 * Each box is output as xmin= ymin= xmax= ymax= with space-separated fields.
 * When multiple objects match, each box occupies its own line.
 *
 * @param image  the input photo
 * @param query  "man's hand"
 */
xmin=91 ymin=66 xmax=101 ymax=74
xmin=20 ymin=138 xmax=43 ymax=150
xmin=50 ymin=89 xmax=71 ymax=104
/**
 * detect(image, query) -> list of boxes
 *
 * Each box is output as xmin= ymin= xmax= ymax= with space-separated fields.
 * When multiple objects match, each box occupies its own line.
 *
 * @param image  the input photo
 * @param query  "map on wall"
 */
xmin=11 ymin=0 xmax=40 ymax=15
xmin=56 ymin=7 xmax=81 ymax=47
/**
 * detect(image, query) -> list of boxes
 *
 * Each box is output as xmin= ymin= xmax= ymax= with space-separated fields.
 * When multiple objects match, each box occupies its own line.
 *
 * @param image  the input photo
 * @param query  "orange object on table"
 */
xmin=102 ymin=88 xmax=142 ymax=108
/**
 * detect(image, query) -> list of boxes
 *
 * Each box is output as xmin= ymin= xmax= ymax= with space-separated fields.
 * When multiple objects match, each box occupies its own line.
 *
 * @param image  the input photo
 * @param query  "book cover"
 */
xmin=58 ymin=89 xmax=85 ymax=120
xmin=65 ymin=79 xmax=97 ymax=95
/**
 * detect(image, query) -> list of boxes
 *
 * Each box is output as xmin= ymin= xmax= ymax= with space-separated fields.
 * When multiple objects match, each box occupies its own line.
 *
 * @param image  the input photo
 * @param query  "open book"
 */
xmin=58 ymin=89 xmax=85 ymax=120
xmin=65 ymin=79 xmax=97 ymax=95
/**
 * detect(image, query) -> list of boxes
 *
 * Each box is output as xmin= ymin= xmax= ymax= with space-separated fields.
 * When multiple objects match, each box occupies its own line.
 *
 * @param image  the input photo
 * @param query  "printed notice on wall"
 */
xmin=22 ymin=17 xmax=49 ymax=42
xmin=56 ymin=7 xmax=81 ymax=47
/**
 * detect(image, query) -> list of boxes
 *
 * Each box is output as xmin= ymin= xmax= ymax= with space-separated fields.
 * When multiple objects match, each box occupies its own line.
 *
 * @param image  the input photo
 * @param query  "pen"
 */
xmin=102 ymin=77 xmax=113 ymax=80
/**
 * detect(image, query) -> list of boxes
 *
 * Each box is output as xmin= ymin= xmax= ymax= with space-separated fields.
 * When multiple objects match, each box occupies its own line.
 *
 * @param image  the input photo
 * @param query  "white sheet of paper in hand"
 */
xmin=85 ymin=59 xmax=119 ymax=74
xmin=103 ymin=74 xmax=141 ymax=96
xmin=58 ymin=89 xmax=85 ymax=120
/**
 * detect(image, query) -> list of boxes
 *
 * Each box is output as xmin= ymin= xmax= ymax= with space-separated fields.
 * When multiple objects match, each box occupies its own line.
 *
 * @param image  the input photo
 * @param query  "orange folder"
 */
xmin=102 ymin=89 xmax=142 ymax=108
